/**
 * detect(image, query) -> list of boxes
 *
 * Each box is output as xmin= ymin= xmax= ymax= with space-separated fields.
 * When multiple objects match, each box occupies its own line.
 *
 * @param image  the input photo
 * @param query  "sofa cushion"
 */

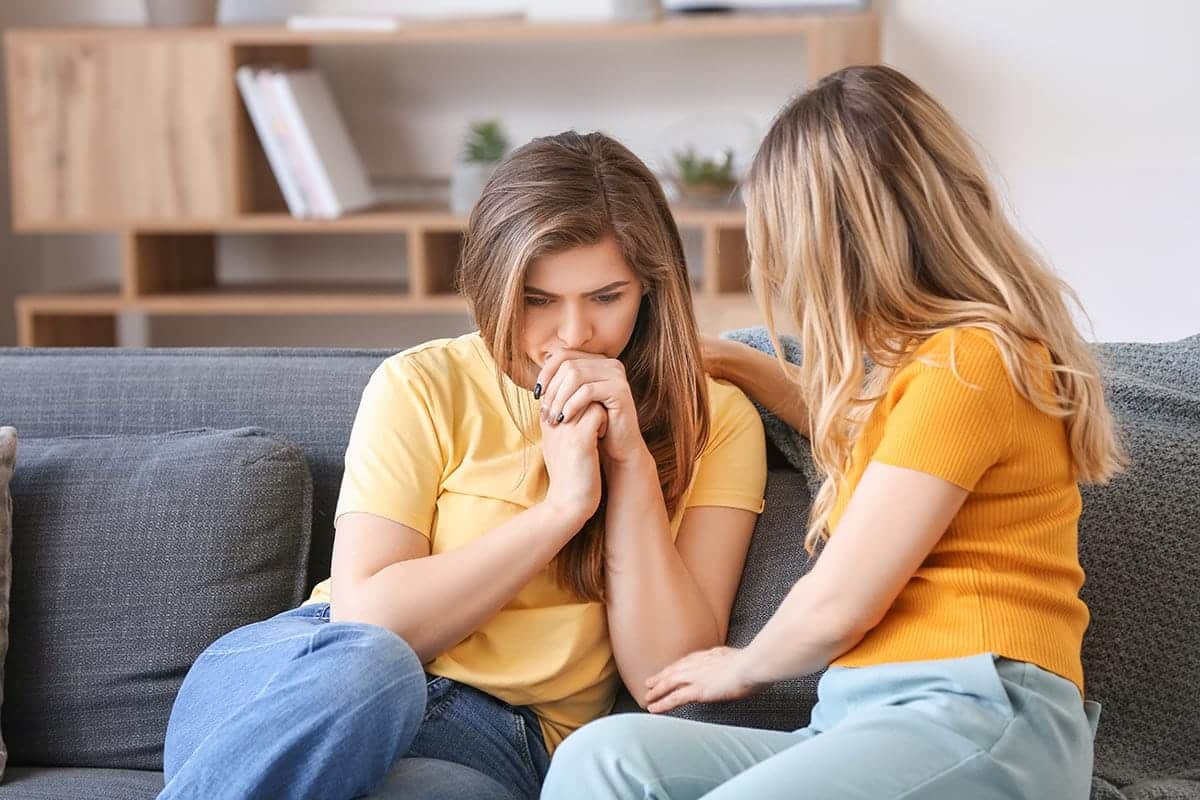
xmin=1 ymin=427 xmax=313 ymax=772
xmin=0 ymin=427 xmax=15 ymax=780
xmin=0 ymin=347 xmax=392 ymax=591
xmin=1081 ymin=336 xmax=1200 ymax=790
xmin=0 ymin=766 xmax=163 ymax=800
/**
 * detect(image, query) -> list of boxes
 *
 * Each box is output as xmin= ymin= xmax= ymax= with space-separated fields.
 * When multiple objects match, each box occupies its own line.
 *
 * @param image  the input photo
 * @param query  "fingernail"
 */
xmin=556 ymin=412 xmax=564 ymax=424
xmin=533 ymin=383 xmax=542 ymax=399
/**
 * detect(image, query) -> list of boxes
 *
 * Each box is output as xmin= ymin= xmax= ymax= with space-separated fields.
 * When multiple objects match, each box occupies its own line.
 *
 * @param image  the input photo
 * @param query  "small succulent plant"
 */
xmin=462 ymin=119 xmax=510 ymax=164
xmin=672 ymin=145 xmax=737 ymax=190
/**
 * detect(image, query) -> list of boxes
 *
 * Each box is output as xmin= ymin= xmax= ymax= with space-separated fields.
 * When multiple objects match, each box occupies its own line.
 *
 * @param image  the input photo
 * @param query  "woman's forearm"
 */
xmin=740 ymin=574 xmax=866 ymax=685
xmin=334 ymin=501 xmax=585 ymax=664
xmin=717 ymin=342 xmax=811 ymax=438
xmin=603 ymin=449 xmax=724 ymax=705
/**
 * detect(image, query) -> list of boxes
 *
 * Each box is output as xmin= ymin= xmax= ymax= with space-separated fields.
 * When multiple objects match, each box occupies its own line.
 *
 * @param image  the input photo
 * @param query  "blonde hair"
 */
xmin=745 ymin=65 xmax=1127 ymax=553
xmin=459 ymin=131 xmax=710 ymax=600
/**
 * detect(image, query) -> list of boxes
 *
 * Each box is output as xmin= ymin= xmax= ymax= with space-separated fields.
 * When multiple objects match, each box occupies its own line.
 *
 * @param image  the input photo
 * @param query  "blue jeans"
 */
xmin=160 ymin=603 xmax=549 ymax=800
xmin=543 ymin=653 xmax=1101 ymax=800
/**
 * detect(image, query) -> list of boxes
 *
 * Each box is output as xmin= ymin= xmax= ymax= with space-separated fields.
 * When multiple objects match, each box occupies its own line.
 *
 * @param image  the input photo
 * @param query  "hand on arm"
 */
xmin=700 ymin=335 xmax=811 ymax=439
xmin=643 ymin=461 xmax=967 ymax=712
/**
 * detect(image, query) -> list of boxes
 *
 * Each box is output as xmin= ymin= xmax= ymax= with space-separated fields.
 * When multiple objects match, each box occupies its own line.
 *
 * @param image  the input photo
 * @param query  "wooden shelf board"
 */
xmin=17 ymin=286 xmax=464 ymax=315
xmin=13 ymin=204 xmax=747 ymax=234
xmin=16 ymin=290 xmax=123 ymax=315
xmin=17 ymin=287 xmax=756 ymax=317
xmin=7 ymin=13 xmax=875 ymax=47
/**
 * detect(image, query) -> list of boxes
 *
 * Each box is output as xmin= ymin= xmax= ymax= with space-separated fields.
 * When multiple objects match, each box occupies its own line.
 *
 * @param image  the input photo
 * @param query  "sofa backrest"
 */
xmin=3 ymin=334 xmax=1198 ymax=792
xmin=0 ymin=347 xmax=391 ymax=589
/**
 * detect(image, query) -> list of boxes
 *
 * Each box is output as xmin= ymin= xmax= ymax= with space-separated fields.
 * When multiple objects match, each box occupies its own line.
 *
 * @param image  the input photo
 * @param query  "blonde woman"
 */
xmin=159 ymin=132 xmax=766 ymax=800
xmin=542 ymin=65 xmax=1123 ymax=800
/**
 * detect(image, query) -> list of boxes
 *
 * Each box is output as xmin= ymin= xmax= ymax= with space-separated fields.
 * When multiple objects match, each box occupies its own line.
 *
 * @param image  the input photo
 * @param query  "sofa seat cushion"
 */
xmin=1 ymin=428 xmax=312 ymax=772
xmin=0 ymin=766 xmax=163 ymax=800
xmin=0 ymin=427 xmax=15 ymax=779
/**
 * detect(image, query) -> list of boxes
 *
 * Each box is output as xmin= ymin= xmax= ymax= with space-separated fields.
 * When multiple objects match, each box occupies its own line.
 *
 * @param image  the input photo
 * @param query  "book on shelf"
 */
xmin=235 ymin=66 xmax=376 ymax=219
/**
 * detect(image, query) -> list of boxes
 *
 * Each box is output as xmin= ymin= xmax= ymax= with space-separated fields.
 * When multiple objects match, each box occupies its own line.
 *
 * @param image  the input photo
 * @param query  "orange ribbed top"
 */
xmin=829 ymin=327 xmax=1088 ymax=695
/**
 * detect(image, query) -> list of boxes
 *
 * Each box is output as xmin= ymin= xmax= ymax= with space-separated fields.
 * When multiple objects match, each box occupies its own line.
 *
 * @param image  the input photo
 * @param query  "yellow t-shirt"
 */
xmin=309 ymin=332 xmax=767 ymax=751
xmin=828 ymin=327 xmax=1089 ymax=694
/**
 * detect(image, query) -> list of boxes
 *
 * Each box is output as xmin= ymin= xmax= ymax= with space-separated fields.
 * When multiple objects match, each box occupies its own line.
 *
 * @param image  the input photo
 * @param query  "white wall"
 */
xmin=881 ymin=0 xmax=1200 ymax=342
xmin=1 ymin=1 xmax=1196 ymax=346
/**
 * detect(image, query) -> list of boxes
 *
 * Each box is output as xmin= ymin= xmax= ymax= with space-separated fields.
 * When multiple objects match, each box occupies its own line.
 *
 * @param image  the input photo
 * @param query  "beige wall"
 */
xmin=2 ymin=1 xmax=1197 ymax=346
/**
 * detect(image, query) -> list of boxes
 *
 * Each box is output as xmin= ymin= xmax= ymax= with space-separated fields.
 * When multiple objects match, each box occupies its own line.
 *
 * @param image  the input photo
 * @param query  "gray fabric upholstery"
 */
xmin=0 ymin=347 xmax=389 ymax=591
xmin=1080 ymin=336 xmax=1200 ymax=790
xmin=2 ymin=428 xmax=313 ymax=771
xmin=0 ymin=426 xmax=14 ymax=779
xmin=0 ymin=766 xmax=163 ymax=799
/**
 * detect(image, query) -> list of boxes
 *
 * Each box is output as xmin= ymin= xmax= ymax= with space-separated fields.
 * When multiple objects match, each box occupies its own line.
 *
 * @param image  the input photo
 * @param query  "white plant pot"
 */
xmin=451 ymin=162 xmax=498 ymax=216
xmin=144 ymin=0 xmax=219 ymax=27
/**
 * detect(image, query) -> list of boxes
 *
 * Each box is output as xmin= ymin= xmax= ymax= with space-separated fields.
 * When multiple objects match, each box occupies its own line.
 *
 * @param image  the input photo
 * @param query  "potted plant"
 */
xmin=669 ymin=145 xmax=739 ymax=207
xmin=451 ymin=119 xmax=510 ymax=215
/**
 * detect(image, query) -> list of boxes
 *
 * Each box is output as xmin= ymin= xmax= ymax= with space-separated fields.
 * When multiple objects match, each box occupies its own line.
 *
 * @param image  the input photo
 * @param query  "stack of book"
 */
xmin=236 ymin=66 xmax=376 ymax=219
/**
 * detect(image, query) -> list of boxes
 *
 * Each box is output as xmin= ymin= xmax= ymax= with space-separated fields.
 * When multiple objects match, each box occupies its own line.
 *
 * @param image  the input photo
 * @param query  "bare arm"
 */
xmin=534 ymin=349 xmax=760 ymax=706
xmin=703 ymin=336 xmax=811 ymax=439
xmin=329 ymin=501 xmax=590 ymax=665
xmin=643 ymin=461 xmax=969 ymax=711
xmin=333 ymin=400 xmax=609 ymax=665
xmin=739 ymin=461 xmax=968 ymax=682
xmin=602 ymin=449 xmax=756 ymax=706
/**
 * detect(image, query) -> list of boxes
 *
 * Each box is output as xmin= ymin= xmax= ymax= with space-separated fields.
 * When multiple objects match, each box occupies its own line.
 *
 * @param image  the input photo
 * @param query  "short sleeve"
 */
xmin=334 ymin=357 xmax=446 ymax=537
xmin=684 ymin=381 xmax=768 ymax=513
xmin=871 ymin=331 xmax=1014 ymax=491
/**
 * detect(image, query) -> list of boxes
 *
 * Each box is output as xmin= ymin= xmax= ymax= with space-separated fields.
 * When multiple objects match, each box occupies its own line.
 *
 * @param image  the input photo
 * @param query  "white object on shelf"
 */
xmin=527 ymin=0 xmax=662 ymax=23
xmin=268 ymin=70 xmax=376 ymax=219
xmin=450 ymin=163 xmax=498 ymax=215
xmin=285 ymin=15 xmax=402 ymax=32
xmin=662 ymin=0 xmax=867 ymax=10
xmin=235 ymin=66 xmax=308 ymax=217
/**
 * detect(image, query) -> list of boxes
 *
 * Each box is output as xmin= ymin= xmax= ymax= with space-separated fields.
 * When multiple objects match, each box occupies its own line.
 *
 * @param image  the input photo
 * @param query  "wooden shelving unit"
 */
xmin=4 ymin=13 xmax=879 ymax=346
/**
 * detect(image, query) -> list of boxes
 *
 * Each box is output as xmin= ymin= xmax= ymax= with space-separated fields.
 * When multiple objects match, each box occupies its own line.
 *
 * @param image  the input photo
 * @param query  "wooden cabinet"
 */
xmin=4 ymin=13 xmax=879 ymax=346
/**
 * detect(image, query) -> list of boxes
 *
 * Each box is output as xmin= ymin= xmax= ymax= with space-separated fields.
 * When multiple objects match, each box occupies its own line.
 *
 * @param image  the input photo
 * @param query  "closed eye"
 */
xmin=524 ymin=295 xmax=552 ymax=307
xmin=594 ymin=292 xmax=624 ymax=304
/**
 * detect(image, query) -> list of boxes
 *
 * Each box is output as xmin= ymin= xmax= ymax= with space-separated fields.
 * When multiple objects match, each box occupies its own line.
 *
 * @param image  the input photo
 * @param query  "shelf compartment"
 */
xmin=16 ymin=292 xmax=121 ymax=347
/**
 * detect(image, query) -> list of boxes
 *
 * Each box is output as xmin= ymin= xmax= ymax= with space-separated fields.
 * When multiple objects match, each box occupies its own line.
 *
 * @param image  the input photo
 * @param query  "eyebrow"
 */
xmin=524 ymin=280 xmax=632 ymax=298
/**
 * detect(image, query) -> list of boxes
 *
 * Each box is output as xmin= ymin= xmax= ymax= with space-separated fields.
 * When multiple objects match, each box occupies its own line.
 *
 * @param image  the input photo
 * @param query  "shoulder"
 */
xmin=701 ymin=375 xmax=765 ymax=456
xmin=905 ymin=327 xmax=1013 ymax=389
xmin=704 ymin=374 xmax=761 ymax=423
xmin=373 ymin=332 xmax=486 ymax=390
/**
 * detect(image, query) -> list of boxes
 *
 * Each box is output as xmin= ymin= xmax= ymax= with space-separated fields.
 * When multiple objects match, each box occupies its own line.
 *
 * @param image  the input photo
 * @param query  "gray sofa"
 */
xmin=0 ymin=334 xmax=1197 ymax=799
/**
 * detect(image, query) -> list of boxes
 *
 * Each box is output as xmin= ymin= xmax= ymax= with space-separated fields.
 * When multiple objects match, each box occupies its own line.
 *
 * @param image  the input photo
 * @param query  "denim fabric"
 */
xmin=544 ymin=653 xmax=1101 ymax=800
xmin=159 ymin=603 xmax=548 ymax=800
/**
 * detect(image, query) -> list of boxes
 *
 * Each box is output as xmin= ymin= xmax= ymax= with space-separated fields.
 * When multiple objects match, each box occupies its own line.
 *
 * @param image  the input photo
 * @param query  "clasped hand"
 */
xmin=536 ymin=350 xmax=648 ymax=521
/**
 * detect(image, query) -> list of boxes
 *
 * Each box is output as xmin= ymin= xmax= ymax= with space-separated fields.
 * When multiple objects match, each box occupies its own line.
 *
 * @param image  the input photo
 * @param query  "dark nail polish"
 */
xmin=533 ymin=383 xmax=542 ymax=399
xmin=556 ymin=412 xmax=564 ymax=424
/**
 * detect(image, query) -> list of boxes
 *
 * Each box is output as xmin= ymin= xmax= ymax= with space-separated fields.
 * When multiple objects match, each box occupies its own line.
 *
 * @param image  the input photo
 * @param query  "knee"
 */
xmin=544 ymin=714 xmax=659 ymax=797
xmin=311 ymin=622 xmax=426 ymax=709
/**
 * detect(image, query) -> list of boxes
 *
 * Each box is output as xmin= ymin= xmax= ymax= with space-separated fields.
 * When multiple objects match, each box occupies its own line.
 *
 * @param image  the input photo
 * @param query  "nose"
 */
xmin=557 ymin=303 xmax=592 ymax=350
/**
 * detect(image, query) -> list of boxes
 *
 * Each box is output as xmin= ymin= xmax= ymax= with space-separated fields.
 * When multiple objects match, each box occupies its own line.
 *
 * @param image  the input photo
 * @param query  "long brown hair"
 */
xmin=745 ymin=65 xmax=1126 ymax=553
xmin=458 ymin=131 xmax=710 ymax=600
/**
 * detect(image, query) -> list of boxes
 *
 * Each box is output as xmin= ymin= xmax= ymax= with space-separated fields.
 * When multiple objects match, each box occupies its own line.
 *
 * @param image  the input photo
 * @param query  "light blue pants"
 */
xmin=542 ymin=653 xmax=1101 ymax=800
